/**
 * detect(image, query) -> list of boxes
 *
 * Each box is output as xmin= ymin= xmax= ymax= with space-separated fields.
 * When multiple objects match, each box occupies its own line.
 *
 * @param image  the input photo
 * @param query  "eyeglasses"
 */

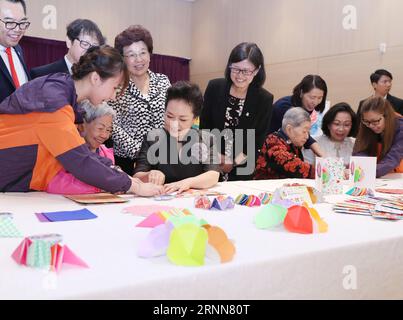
xmin=123 ymin=51 xmax=149 ymax=60
xmin=362 ymin=116 xmax=384 ymax=127
xmin=229 ymin=66 xmax=256 ymax=76
xmin=0 ymin=19 xmax=30 ymax=30
xmin=75 ymin=38 xmax=98 ymax=50
xmin=331 ymin=122 xmax=352 ymax=129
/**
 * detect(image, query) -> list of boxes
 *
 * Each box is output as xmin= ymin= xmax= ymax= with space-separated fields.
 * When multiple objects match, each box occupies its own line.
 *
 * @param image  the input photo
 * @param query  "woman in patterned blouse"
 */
xmin=110 ymin=25 xmax=171 ymax=175
xmin=254 ymin=108 xmax=314 ymax=179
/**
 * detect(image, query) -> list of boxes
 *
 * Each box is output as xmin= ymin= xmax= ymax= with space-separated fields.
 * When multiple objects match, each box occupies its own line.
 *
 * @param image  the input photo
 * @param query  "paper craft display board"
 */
xmin=64 ymin=193 xmax=129 ymax=204
xmin=349 ymin=157 xmax=377 ymax=189
xmin=273 ymin=186 xmax=313 ymax=206
xmin=315 ymin=157 xmax=344 ymax=195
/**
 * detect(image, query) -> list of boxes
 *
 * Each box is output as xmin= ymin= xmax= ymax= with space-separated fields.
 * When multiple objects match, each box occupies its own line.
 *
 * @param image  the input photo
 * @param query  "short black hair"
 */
xmin=66 ymin=19 xmax=105 ymax=45
xmin=3 ymin=0 xmax=26 ymax=14
xmin=370 ymin=69 xmax=393 ymax=84
xmin=291 ymin=75 xmax=328 ymax=113
xmin=321 ymin=102 xmax=357 ymax=137
xmin=224 ymin=42 xmax=266 ymax=88
xmin=165 ymin=81 xmax=203 ymax=118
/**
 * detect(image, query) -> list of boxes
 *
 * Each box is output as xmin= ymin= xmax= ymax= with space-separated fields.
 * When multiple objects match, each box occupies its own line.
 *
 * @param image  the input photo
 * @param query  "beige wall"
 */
xmin=190 ymin=0 xmax=403 ymax=110
xmin=26 ymin=0 xmax=193 ymax=58
xmin=26 ymin=0 xmax=403 ymax=109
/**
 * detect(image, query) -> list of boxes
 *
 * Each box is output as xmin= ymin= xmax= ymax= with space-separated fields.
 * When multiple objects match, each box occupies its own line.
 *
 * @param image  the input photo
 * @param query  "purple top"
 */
xmin=0 ymin=73 xmax=131 ymax=193
xmin=353 ymin=118 xmax=403 ymax=177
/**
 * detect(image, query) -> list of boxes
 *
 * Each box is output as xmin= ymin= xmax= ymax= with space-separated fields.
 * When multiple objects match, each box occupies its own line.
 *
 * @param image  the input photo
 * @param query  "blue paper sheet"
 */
xmin=41 ymin=209 xmax=97 ymax=222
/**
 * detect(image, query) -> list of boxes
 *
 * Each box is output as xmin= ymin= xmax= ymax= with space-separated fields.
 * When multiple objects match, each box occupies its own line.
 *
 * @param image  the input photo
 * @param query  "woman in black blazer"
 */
xmin=200 ymin=42 xmax=273 ymax=181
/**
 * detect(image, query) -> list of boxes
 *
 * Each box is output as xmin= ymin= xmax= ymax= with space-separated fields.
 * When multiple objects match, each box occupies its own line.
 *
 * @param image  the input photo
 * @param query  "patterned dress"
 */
xmin=109 ymin=70 xmax=171 ymax=160
xmin=254 ymin=129 xmax=313 ymax=179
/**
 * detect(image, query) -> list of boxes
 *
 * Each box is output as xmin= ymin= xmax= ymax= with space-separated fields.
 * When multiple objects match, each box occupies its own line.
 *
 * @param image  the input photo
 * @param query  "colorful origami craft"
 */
xmin=235 ymin=194 xmax=261 ymax=207
xmin=346 ymin=187 xmax=374 ymax=197
xmin=210 ymin=196 xmax=235 ymax=210
xmin=12 ymin=234 xmax=89 ymax=272
xmin=0 ymin=213 xmax=23 ymax=238
xmin=136 ymin=208 xmax=193 ymax=228
xmin=254 ymin=204 xmax=287 ymax=229
xmin=255 ymin=204 xmax=328 ymax=234
xmin=123 ymin=205 xmax=175 ymax=217
xmin=138 ymin=213 xmax=236 ymax=266
xmin=194 ymin=196 xmax=212 ymax=209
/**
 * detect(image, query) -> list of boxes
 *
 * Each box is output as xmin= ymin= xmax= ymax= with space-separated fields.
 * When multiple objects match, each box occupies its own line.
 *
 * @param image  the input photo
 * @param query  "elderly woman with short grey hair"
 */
xmin=254 ymin=108 xmax=314 ymax=179
xmin=46 ymin=101 xmax=117 ymax=194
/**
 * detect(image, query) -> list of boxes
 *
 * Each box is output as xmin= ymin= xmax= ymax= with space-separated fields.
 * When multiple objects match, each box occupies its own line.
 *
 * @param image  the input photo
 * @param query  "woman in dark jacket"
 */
xmin=200 ymin=42 xmax=273 ymax=181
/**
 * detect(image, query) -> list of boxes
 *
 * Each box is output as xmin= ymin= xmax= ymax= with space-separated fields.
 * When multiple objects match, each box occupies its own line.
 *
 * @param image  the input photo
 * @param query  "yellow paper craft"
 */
xmin=167 ymin=224 xmax=208 ymax=266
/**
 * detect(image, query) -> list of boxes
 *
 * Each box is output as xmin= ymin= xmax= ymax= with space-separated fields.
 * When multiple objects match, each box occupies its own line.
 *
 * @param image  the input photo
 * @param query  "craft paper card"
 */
xmin=349 ymin=156 xmax=376 ymax=189
xmin=315 ymin=157 xmax=344 ymax=195
xmin=273 ymin=186 xmax=313 ymax=206
xmin=136 ymin=212 xmax=166 ymax=228
xmin=175 ymin=189 xmax=224 ymax=198
xmin=123 ymin=205 xmax=175 ymax=217
xmin=41 ymin=209 xmax=97 ymax=222
xmin=64 ymin=193 xmax=129 ymax=204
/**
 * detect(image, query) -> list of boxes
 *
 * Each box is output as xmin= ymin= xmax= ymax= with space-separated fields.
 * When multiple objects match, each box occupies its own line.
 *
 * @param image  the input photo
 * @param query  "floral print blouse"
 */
xmin=254 ymin=129 xmax=313 ymax=179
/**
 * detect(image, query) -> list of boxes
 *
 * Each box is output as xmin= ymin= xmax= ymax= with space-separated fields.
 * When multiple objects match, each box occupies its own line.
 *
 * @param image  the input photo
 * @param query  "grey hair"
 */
xmin=281 ymin=107 xmax=311 ymax=131
xmin=80 ymin=100 xmax=116 ymax=123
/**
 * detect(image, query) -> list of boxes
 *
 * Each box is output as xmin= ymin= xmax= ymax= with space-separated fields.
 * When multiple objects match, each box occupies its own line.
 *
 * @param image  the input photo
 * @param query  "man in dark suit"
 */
xmin=30 ymin=19 xmax=104 ymax=79
xmin=0 ymin=0 xmax=30 ymax=103
xmin=358 ymin=69 xmax=403 ymax=117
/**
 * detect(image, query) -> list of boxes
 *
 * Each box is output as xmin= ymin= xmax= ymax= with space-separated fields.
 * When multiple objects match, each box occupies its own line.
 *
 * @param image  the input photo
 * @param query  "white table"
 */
xmin=1 ymin=175 xmax=402 ymax=300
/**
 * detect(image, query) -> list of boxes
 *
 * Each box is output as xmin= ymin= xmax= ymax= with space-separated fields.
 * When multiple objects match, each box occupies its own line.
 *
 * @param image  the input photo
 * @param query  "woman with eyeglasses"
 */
xmin=353 ymin=96 xmax=403 ymax=177
xmin=109 ymin=25 xmax=171 ymax=176
xmin=268 ymin=75 xmax=328 ymax=158
xmin=200 ymin=42 xmax=274 ymax=181
xmin=0 ymin=45 xmax=163 ymax=196
xmin=303 ymin=103 xmax=357 ymax=167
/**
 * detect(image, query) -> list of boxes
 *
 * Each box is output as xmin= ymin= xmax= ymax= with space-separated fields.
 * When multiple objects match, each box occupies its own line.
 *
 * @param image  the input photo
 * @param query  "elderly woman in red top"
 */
xmin=254 ymin=107 xmax=314 ymax=179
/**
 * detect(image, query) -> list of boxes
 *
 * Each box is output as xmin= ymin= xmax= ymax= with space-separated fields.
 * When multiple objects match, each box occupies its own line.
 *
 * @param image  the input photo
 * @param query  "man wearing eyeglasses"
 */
xmin=30 ymin=18 xmax=104 ymax=79
xmin=0 ymin=0 xmax=30 ymax=103
xmin=357 ymin=69 xmax=403 ymax=117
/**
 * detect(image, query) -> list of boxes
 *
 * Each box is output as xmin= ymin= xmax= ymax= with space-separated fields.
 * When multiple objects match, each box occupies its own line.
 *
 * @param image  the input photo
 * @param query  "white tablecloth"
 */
xmin=1 ymin=175 xmax=402 ymax=300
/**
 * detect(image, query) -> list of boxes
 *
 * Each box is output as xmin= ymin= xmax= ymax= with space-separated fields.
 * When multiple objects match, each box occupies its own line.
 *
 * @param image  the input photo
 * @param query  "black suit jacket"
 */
xmin=200 ymin=78 xmax=274 ymax=180
xmin=30 ymin=58 xmax=69 ymax=79
xmin=358 ymin=94 xmax=403 ymax=116
xmin=0 ymin=45 xmax=30 ymax=103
